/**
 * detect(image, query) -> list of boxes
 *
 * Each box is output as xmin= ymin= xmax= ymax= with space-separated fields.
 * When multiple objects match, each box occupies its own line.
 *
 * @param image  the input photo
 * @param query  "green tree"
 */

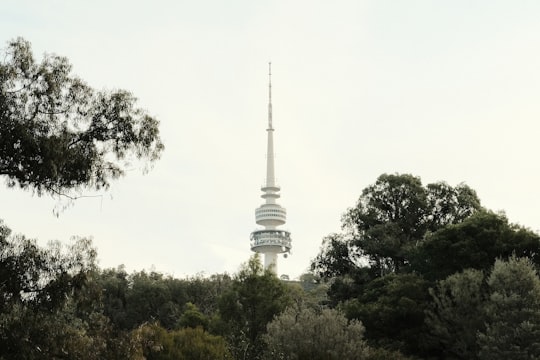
xmin=0 ymin=221 xmax=97 ymax=315
xmin=412 ymin=211 xmax=540 ymax=281
xmin=177 ymin=302 xmax=209 ymax=330
xmin=184 ymin=273 xmax=233 ymax=316
xmin=98 ymin=268 xmax=233 ymax=333
xmin=123 ymin=271 xmax=180 ymax=330
xmin=309 ymin=174 xmax=482 ymax=357
xmin=478 ymin=256 xmax=540 ymax=360
xmin=425 ymin=269 xmax=486 ymax=359
xmin=133 ymin=323 xmax=231 ymax=360
xmin=314 ymin=174 xmax=481 ymax=278
xmin=0 ymin=222 xmax=124 ymax=359
xmin=217 ymin=255 xmax=291 ymax=360
xmin=424 ymin=182 xmax=481 ymax=231
xmin=98 ymin=266 xmax=131 ymax=329
xmin=311 ymin=233 xmax=362 ymax=279
xmin=0 ymin=37 xmax=163 ymax=198
xmin=342 ymin=174 xmax=428 ymax=275
xmin=343 ymin=273 xmax=430 ymax=355
xmin=263 ymin=306 xmax=370 ymax=360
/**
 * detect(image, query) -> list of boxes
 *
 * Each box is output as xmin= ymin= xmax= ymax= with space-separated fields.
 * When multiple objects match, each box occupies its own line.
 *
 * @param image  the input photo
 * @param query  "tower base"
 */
xmin=264 ymin=252 xmax=278 ymax=273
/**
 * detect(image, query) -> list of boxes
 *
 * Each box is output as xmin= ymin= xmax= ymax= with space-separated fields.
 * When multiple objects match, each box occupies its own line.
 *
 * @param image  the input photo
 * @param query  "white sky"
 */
xmin=1 ymin=1 xmax=540 ymax=279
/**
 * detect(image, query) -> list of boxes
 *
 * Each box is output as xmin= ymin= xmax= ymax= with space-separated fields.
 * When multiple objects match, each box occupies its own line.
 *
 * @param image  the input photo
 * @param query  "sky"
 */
xmin=1 ymin=1 xmax=540 ymax=279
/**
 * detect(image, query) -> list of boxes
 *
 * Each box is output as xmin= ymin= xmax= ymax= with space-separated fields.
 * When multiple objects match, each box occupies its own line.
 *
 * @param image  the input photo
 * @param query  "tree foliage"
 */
xmin=0 ymin=221 xmax=124 ymax=359
xmin=0 ymin=37 xmax=163 ymax=197
xmin=133 ymin=323 xmax=232 ymax=360
xmin=264 ymin=306 xmax=370 ymax=360
xmin=5 ymin=165 xmax=540 ymax=359
xmin=98 ymin=268 xmax=232 ymax=332
xmin=412 ymin=211 xmax=540 ymax=281
xmin=477 ymin=256 xmax=540 ymax=360
xmin=0 ymin=220 xmax=237 ymax=359
xmin=309 ymin=173 xmax=540 ymax=358
xmin=178 ymin=302 xmax=209 ymax=330
xmin=217 ymin=254 xmax=291 ymax=360
xmin=425 ymin=269 xmax=486 ymax=359
xmin=343 ymin=273 xmax=430 ymax=355
xmin=313 ymin=173 xmax=482 ymax=278
xmin=0 ymin=220 xmax=97 ymax=314
xmin=310 ymin=233 xmax=362 ymax=279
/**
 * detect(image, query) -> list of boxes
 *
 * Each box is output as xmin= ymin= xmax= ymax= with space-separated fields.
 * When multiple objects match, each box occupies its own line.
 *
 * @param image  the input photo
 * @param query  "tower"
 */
xmin=250 ymin=63 xmax=292 ymax=273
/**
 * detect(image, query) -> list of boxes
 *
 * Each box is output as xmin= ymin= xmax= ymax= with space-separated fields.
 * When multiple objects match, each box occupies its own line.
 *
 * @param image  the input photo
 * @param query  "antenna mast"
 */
xmin=268 ymin=62 xmax=272 ymax=129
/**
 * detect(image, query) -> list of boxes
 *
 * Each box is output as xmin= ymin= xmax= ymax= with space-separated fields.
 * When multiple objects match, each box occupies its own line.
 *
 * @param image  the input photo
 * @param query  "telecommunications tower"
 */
xmin=250 ymin=63 xmax=292 ymax=273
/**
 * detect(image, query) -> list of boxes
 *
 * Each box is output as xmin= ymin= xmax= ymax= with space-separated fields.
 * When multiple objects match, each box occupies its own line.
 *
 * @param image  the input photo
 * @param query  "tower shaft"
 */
xmin=266 ymin=128 xmax=276 ymax=190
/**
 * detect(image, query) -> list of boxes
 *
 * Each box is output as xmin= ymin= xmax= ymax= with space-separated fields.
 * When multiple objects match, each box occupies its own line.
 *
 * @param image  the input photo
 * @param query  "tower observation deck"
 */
xmin=250 ymin=63 xmax=292 ymax=273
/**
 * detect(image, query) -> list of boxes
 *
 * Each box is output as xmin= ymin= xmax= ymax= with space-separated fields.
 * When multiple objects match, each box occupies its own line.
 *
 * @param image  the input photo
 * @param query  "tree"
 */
xmin=0 ymin=37 xmax=163 ymax=198
xmin=98 ymin=266 xmax=131 ymax=329
xmin=424 ymin=182 xmax=481 ymax=231
xmin=327 ymin=173 xmax=482 ymax=277
xmin=477 ymin=256 xmax=540 ymax=360
xmin=343 ymin=273 xmax=430 ymax=355
xmin=308 ymin=174 xmax=482 ymax=357
xmin=177 ymin=302 xmax=209 ymax=330
xmin=342 ymin=174 xmax=428 ymax=275
xmin=123 ymin=271 xmax=181 ymax=330
xmin=184 ymin=273 xmax=233 ymax=316
xmin=263 ymin=306 xmax=370 ymax=360
xmin=217 ymin=255 xmax=291 ymax=360
xmin=97 ymin=268 xmax=233 ymax=333
xmin=412 ymin=211 xmax=540 ymax=281
xmin=0 ymin=221 xmax=122 ymax=359
xmin=425 ymin=269 xmax=486 ymax=359
xmin=425 ymin=256 xmax=540 ymax=360
xmin=310 ymin=233 xmax=362 ymax=279
xmin=132 ymin=323 xmax=232 ymax=360
xmin=0 ymin=220 xmax=97 ymax=315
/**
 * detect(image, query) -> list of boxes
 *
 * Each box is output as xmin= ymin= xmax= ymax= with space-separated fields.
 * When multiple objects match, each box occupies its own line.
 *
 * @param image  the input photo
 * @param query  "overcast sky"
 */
xmin=2 ymin=1 xmax=540 ymax=278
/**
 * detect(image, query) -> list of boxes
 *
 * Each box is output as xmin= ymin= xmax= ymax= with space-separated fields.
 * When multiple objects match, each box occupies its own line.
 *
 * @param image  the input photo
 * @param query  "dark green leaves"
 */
xmin=314 ymin=173 xmax=483 ymax=278
xmin=412 ymin=211 xmax=540 ymax=281
xmin=0 ymin=37 xmax=163 ymax=197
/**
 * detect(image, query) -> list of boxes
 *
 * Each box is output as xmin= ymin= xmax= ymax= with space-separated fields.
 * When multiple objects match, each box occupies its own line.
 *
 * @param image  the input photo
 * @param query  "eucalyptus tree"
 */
xmin=217 ymin=255 xmax=291 ymax=360
xmin=312 ymin=174 xmax=482 ymax=279
xmin=0 ymin=37 xmax=163 ymax=198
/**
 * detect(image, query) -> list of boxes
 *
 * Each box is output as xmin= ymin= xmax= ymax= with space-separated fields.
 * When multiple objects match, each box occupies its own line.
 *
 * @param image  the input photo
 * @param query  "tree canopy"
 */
xmin=312 ymin=173 xmax=483 ymax=279
xmin=311 ymin=173 xmax=540 ymax=358
xmin=217 ymin=255 xmax=291 ymax=359
xmin=478 ymin=256 xmax=540 ymax=359
xmin=264 ymin=306 xmax=370 ymax=360
xmin=412 ymin=211 xmax=540 ymax=281
xmin=0 ymin=37 xmax=163 ymax=197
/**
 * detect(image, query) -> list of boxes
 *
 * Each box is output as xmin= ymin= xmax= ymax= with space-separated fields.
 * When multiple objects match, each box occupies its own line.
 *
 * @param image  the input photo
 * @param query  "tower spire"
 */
xmin=250 ymin=64 xmax=292 ymax=274
xmin=265 ymin=62 xmax=275 ymax=189
xmin=268 ymin=62 xmax=272 ymax=129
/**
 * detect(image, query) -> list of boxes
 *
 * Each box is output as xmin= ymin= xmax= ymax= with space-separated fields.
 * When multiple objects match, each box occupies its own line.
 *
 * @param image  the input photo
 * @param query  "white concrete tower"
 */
xmin=250 ymin=63 xmax=292 ymax=273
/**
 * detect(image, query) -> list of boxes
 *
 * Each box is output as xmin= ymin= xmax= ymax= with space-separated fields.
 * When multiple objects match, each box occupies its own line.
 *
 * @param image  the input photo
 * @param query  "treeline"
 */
xmin=3 ymin=174 xmax=540 ymax=359
xmin=0 ymin=222 xmax=376 ymax=359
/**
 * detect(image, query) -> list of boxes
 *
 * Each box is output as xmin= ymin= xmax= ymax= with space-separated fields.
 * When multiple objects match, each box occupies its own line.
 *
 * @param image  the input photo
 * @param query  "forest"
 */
xmin=3 ymin=38 xmax=540 ymax=359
